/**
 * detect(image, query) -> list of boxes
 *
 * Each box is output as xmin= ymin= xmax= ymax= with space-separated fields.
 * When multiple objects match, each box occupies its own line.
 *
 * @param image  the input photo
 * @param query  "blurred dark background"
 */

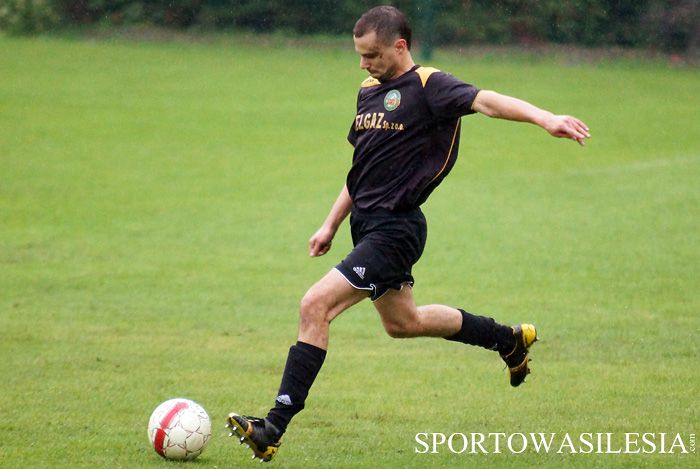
xmin=1 ymin=0 xmax=698 ymax=55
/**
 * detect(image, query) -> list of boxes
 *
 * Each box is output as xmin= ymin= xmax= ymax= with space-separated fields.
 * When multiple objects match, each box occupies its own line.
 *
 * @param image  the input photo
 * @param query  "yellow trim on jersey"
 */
xmin=415 ymin=66 xmax=440 ymax=88
xmin=361 ymin=76 xmax=381 ymax=88
xmin=426 ymin=118 xmax=460 ymax=186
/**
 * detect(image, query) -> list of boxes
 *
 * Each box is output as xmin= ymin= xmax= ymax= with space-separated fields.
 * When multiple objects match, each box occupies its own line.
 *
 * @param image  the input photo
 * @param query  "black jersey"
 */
xmin=347 ymin=65 xmax=479 ymax=211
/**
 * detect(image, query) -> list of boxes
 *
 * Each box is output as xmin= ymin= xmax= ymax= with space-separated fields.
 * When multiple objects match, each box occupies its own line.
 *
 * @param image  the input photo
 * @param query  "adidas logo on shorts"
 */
xmin=353 ymin=266 xmax=366 ymax=279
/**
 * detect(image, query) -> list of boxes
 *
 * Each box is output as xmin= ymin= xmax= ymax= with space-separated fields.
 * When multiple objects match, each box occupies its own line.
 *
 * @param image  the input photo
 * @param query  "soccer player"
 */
xmin=227 ymin=5 xmax=590 ymax=462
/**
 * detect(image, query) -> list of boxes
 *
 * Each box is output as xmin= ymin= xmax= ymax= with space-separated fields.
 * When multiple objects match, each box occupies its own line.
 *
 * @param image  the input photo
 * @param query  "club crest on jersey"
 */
xmin=384 ymin=90 xmax=401 ymax=111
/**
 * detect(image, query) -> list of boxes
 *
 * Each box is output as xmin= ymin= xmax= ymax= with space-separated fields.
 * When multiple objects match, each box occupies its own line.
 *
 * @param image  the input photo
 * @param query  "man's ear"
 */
xmin=394 ymin=38 xmax=408 ymax=53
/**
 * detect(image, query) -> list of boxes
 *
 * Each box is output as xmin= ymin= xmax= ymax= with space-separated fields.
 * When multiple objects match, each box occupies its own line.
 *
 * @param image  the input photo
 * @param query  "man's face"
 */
xmin=353 ymin=31 xmax=401 ymax=82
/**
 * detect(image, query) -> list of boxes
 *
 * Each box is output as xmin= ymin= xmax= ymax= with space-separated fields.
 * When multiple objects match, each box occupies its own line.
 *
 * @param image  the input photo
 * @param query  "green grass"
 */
xmin=1 ymin=34 xmax=698 ymax=468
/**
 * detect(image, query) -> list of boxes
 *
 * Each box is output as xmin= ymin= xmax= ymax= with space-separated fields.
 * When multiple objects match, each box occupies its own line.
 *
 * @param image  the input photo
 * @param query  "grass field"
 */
xmin=1 ymin=33 xmax=698 ymax=468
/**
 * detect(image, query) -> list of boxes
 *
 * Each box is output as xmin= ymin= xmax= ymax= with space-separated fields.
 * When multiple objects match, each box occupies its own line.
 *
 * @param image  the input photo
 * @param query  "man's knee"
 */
xmin=383 ymin=320 xmax=417 ymax=338
xmin=375 ymin=296 xmax=421 ymax=338
xmin=300 ymin=288 xmax=329 ymax=326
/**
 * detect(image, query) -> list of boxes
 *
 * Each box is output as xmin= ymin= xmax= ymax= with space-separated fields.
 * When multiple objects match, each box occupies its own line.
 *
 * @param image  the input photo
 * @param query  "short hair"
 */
xmin=353 ymin=6 xmax=412 ymax=50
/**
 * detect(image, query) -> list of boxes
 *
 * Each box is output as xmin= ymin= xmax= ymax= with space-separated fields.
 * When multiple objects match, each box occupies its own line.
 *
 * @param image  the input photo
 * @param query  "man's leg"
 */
xmin=373 ymin=285 xmax=511 ymax=343
xmin=266 ymin=269 xmax=367 ymax=430
xmin=373 ymin=285 xmax=537 ymax=385
xmin=296 ymin=268 xmax=370 ymax=350
xmin=227 ymin=269 xmax=367 ymax=461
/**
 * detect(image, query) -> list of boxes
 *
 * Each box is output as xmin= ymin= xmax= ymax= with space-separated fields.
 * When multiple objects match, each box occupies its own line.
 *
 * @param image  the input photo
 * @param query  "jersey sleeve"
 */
xmin=347 ymin=89 xmax=362 ymax=146
xmin=424 ymin=71 xmax=480 ymax=118
xmin=348 ymin=121 xmax=357 ymax=146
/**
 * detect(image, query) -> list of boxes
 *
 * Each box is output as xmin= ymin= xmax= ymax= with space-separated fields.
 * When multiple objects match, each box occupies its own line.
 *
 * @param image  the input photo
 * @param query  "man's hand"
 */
xmin=309 ymin=225 xmax=336 ymax=257
xmin=309 ymin=184 xmax=353 ymax=257
xmin=472 ymin=90 xmax=591 ymax=146
xmin=543 ymin=114 xmax=591 ymax=146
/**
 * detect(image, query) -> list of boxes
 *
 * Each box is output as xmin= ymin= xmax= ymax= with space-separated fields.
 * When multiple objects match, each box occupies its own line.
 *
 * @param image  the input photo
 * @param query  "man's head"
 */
xmin=353 ymin=6 xmax=414 ymax=82
xmin=353 ymin=6 xmax=412 ymax=50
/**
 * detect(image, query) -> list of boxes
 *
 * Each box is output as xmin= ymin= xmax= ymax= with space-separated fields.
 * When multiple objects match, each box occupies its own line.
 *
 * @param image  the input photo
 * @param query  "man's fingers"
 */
xmin=558 ymin=116 xmax=590 ymax=144
xmin=309 ymin=240 xmax=330 ymax=257
xmin=548 ymin=115 xmax=590 ymax=144
xmin=574 ymin=122 xmax=591 ymax=139
xmin=568 ymin=116 xmax=590 ymax=138
xmin=308 ymin=239 xmax=319 ymax=256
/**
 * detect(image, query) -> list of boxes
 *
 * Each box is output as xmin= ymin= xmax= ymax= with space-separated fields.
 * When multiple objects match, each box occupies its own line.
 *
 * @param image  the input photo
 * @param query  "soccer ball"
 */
xmin=147 ymin=398 xmax=212 ymax=460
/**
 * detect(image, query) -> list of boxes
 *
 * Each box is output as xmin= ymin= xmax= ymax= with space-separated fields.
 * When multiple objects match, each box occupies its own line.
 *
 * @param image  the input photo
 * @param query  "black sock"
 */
xmin=265 ymin=341 xmax=326 ymax=434
xmin=445 ymin=309 xmax=514 ymax=354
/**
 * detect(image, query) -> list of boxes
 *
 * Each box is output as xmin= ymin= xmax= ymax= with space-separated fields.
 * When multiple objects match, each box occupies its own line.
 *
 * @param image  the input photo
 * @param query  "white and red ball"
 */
xmin=147 ymin=398 xmax=212 ymax=460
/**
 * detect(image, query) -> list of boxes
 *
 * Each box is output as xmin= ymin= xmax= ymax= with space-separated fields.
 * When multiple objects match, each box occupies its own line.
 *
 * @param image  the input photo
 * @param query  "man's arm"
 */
xmin=308 ymin=184 xmax=353 ymax=257
xmin=472 ymin=90 xmax=591 ymax=145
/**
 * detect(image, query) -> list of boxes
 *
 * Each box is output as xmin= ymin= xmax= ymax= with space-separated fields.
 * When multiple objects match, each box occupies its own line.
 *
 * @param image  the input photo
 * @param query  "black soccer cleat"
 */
xmin=500 ymin=324 xmax=538 ymax=387
xmin=226 ymin=413 xmax=282 ymax=462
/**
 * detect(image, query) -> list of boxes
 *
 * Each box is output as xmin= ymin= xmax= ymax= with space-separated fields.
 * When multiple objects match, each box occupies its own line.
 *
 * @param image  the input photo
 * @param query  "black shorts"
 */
xmin=335 ymin=207 xmax=427 ymax=301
